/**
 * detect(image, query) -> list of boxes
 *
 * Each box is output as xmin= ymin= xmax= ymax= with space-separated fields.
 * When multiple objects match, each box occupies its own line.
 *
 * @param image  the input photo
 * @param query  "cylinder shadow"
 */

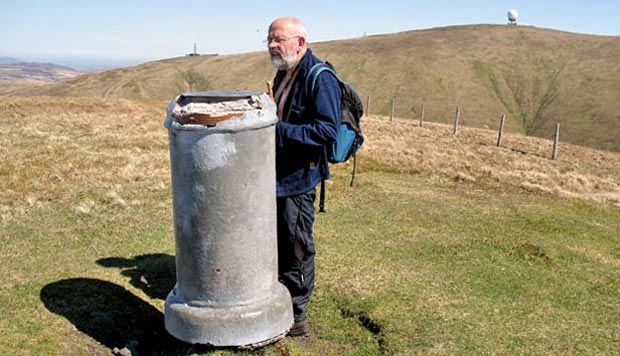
xmin=40 ymin=278 xmax=187 ymax=354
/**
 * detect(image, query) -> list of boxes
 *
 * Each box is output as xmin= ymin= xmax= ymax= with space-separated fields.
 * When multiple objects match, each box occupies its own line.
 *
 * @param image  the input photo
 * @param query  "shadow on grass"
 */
xmin=40 ymin=277 xmax=257 ymax=355
xmin=96 ymin=253 xmax=176 ymax=300
xmin=41 ymin=256 xmax=274 ymax=354
xmin=40 ymin=278 xmax=190 ymax=354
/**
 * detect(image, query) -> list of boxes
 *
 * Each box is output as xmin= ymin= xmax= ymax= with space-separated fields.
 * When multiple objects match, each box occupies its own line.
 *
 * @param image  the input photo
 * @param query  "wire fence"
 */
xmin=365 ymin=94 xmax=562 ymax=161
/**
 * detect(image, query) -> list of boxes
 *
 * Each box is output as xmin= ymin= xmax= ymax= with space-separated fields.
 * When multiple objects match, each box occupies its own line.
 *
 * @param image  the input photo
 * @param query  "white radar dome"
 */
xmin=508 ymin=9 xmax=519 ymax=22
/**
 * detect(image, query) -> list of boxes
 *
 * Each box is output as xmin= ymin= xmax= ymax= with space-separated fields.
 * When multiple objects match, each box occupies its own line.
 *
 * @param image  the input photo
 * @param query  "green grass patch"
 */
xmin=4 ymin=163 xmax=620 ymax=355
xmin=312 ymin=168 xmax=620 ymax=355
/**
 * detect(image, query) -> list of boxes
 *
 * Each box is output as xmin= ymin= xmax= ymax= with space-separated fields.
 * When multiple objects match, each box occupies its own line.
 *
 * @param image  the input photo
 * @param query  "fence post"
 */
xmin=453 ymin=106 xmax=460 ymax=135
xmin=420 ymin=103 xmax=425 ymax=127
xmin=497 ymin=113 xmax=505 ymax=147
xmin=390 ymin=97 xmax=395 ymax=121
xmin=552 ymin=123 xmax=560 ymax=160
xmin=366 ymin=94 xmax=371 ymax=116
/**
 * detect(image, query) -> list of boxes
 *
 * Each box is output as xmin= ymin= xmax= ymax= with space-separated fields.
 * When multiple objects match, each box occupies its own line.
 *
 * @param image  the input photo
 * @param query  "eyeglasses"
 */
xmin=264 ymin=35 xmax=300 ymax=45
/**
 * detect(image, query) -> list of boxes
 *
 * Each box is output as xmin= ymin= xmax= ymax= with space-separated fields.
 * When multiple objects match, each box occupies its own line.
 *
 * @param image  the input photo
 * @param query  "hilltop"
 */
xmin=2 ymin=25 xmax=620 ymax=152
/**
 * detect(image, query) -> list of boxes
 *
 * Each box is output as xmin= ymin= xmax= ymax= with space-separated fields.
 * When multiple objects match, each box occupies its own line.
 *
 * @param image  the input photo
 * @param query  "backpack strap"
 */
xmin=305 ymin=62 xmax=338 ymax=99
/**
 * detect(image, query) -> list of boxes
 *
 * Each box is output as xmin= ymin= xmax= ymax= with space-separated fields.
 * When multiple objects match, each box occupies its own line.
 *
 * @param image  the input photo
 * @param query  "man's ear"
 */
xmin=297 ymin=36 xmax=306 ymax=49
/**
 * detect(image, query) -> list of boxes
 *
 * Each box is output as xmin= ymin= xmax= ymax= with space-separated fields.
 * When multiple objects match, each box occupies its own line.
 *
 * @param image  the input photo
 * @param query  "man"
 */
xmin=267 ymin=17 xmax=341 ymax=336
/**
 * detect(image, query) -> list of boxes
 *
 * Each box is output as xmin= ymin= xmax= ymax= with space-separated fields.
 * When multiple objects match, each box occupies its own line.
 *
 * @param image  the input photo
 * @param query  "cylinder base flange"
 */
xmin=164 ymin=283 xmax=293 ymax=347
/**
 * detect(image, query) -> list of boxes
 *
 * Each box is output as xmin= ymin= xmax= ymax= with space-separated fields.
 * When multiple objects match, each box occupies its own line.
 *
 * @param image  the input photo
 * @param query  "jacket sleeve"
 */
xmin=276 ymin=72 xmax=341 ymax=148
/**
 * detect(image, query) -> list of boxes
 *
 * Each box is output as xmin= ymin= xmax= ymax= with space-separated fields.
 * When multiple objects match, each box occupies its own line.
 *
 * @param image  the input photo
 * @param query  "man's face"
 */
xmin=268 ymin=24 xmax=300 ymax=70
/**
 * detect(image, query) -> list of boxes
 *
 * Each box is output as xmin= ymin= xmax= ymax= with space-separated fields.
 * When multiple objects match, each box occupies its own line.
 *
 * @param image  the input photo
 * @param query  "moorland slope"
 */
xmin=0 ymin=62 xmax=82 ymax=82
xmin=1 ymin=96 xmax=618 ymax=209
xmin=2 ymin=25 xmax=620 ymax=152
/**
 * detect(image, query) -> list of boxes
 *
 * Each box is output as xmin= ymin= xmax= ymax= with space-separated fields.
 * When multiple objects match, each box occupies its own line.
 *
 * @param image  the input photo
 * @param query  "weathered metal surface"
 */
xmin=164 ymin=91 xmax=293 ymax=346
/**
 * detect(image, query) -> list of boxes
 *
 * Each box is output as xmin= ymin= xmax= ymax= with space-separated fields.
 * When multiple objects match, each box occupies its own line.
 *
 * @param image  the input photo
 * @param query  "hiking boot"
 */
xmin=288 ymin=318 xmax=309 ymax=337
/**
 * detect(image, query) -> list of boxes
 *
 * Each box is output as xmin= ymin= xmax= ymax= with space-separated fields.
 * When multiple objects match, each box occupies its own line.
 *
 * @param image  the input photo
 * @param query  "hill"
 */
xmin=0 ymin=61 xmax=83 ymax=83
xmin=0 ymin=56 xmax=22 ymax=64
xmin=3 ymin=25 xmax=620 ymax=152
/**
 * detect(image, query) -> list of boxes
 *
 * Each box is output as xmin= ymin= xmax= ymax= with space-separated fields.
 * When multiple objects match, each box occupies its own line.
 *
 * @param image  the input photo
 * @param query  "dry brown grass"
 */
xmin=0 ymin=80 xmax=49 ymax=96
xmin=3 ymin=96 xmax=618 ymax=219
xmin=361 ymin=114 xmax=620 ymax=207
xmin=0 ymin=96 xmax=169 ymax=221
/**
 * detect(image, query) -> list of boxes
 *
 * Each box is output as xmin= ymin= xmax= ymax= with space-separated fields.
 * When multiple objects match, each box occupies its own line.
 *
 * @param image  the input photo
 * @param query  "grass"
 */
xmin=319 ymin=169 xmax=620 ymax=355
xmin=361 ymin=115 xmax=620 ymax=208
xmin=1 ymin=97 xmax=620 ymax=355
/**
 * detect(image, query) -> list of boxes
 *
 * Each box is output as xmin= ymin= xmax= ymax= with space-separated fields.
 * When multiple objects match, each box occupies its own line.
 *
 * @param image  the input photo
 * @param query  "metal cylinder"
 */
xmin=163 ymin=91 xmax=293 ymax=347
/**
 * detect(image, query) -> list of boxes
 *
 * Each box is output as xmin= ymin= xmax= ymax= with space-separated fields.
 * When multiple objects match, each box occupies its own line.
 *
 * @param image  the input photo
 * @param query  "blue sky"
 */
xmin=1 ymin=0 xmax=619 ymax=68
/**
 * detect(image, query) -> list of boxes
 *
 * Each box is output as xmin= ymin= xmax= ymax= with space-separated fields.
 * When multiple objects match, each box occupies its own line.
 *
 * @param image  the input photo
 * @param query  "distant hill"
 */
xmin=0 ymin=56 xmax=22 ymax=65
xmin=0 ymin=62 xmax=82 ymax=83
xmin=3 ymin=25 xmax=620 ymax=152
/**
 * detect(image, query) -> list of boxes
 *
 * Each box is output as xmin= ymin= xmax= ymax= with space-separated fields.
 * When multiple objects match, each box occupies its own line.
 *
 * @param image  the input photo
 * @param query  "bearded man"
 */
xmin=267 ymin=17 xmax=341 ymax=337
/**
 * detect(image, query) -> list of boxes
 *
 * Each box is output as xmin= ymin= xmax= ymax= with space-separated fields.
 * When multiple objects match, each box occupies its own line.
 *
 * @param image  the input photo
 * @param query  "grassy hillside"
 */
xmin=0 ymin=62 xmax=83 ymax=82
xmin=1 ymin=97 xmax=620 ymax=355
xmin=2 ymin=25 xmax=620 ymax=151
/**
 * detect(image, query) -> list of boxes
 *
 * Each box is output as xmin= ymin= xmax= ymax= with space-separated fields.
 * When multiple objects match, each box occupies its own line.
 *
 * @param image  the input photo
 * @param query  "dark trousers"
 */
xmin=277 ymin=189 xmax=316 ymax=322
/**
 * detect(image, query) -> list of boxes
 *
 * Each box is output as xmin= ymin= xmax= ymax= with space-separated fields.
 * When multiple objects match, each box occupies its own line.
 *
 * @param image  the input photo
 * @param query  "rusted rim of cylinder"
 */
xmin=165 ymin=91 xmax=276 ymax=132
xmin=175 ymin=112 xmax=245 ymax=126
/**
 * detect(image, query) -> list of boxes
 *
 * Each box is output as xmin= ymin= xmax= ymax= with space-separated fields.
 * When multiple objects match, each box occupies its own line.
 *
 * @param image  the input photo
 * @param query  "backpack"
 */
xmin=304 ymin=62 xmax=364 ymax=212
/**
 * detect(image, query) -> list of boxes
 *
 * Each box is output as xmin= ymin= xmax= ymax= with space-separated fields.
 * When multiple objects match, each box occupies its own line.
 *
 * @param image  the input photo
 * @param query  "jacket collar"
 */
xmin=296 ymin=48 xmax=314 ymax=76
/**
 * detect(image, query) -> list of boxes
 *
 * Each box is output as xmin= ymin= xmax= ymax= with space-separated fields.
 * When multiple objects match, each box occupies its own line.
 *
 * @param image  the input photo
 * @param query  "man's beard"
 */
xmin=269 ymin=49 xmax=297 ymax=70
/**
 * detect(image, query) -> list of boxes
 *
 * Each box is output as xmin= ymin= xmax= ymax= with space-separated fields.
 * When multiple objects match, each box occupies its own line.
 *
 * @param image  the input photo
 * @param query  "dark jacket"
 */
xmin=274 ymin=49 xmax=341 ymax=197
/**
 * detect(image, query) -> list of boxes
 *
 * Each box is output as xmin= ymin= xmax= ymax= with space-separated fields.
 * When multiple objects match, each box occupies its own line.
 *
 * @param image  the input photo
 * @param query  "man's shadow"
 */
xmin=96 ymin=253 xmax=176 ymax=300
xmin=40 ymin=254 xmax=232 ymax=354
